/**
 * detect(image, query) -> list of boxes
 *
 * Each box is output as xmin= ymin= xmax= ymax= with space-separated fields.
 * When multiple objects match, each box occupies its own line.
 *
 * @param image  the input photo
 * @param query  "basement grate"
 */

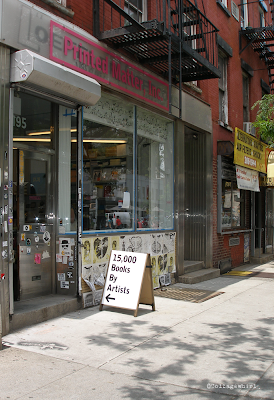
xmin=154 ymin=287 xmax=224 ymax=303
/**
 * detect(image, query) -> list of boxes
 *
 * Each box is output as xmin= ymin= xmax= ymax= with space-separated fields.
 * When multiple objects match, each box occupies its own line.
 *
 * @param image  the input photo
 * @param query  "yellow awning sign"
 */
xmin=234 ymin=128 xmax=271 ymax=174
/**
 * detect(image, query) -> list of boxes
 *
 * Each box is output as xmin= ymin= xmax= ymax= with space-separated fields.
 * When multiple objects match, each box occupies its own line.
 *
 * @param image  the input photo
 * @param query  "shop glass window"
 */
xmin=221 ymin=180 xmax=245 ymax=228
xmin=13 ymin=91 xmax=53 ymax=149
xmin=58 ymin=106 xmax=77 ymax=232
xmin=82 ymin=93 xmax=134 ymax=232
xmin=137 ymin=107 xmax=174 ymax=230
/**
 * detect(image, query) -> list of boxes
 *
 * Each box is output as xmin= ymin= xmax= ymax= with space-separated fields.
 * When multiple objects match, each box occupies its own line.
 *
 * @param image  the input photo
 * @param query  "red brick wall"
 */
xmin=26 ymin=0 xmax=270 ymax=268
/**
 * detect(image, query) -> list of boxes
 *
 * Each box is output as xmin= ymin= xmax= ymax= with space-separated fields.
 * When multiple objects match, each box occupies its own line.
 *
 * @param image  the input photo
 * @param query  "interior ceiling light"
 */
xmin=71 ymin=139 xmax=127 ymax=143
xmin=13 ymin=138 xmax=51 ymax=142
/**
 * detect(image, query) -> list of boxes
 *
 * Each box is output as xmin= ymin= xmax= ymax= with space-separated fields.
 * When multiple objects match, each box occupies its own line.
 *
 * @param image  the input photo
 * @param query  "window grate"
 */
xmin=229 ymin=237 xmax=240 ymax=246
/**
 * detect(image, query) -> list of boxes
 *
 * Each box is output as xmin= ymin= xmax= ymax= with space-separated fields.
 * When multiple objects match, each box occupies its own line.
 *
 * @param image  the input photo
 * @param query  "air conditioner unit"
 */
xmin=243 ymin=122 xmax=256 ymax=137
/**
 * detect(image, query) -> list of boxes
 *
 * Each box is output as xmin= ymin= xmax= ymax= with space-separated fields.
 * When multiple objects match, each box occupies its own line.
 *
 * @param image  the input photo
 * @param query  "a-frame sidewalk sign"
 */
xmin=99 ymin=250 xmax=155 ymax=317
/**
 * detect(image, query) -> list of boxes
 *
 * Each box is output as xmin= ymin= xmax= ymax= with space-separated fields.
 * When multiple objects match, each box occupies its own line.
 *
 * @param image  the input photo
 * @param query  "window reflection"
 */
xmin=137 ymin=107 xmax=174 ymax=230
xmin=83 ymin=94 xmax=134 ymax=232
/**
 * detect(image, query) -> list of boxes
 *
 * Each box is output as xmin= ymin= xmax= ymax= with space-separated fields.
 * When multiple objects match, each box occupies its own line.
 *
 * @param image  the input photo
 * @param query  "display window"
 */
xmin=82 ymin=92 xmax=174 ymax=233
xmin=82 ymin=93 xmax=134 ymax=232
xmin=136 ymin=107 xmax=174 ymax=230
xmin=219 ymin=156 xmax=248 ymax=231
xmin=221 ymin=180 xmax=245 ymax=228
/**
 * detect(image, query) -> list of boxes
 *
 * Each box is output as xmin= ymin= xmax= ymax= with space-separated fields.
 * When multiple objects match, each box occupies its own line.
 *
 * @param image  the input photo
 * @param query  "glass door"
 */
xmin=13 ymin=149 xmax=54 ymax=301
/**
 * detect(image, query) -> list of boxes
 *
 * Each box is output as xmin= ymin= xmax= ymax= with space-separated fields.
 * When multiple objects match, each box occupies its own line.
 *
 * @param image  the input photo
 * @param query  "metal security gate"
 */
xmin=184 ymin=127 xmax=211 ymax=264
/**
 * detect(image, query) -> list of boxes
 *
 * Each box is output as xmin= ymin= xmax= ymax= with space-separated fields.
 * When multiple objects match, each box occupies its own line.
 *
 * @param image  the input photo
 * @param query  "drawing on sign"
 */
xmin=93 ymin=237 xmax=109 ymax=262
xmin=82 ymin=238 xmax=92 ymax=266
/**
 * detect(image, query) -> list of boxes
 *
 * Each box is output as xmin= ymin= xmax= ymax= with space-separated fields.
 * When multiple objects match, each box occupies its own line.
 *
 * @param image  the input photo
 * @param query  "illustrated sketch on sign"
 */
xmin=120 ymin=235 xmax=143 ymax=253
xmin=110 ymin=236 xmax=120 ymax=251
xmin=151 ymin=234 xmax=162 ymax=255
xmin=167 ymin=253 xmax=175 ymax=273
xmin=163 ymin=232 xmax=176 ymax=253
xmin=82 ymin=238 xmax=92 ymax=266
xmin=93 ymin=237 xmax=109 ymax=263
xmin=81 ymin=233 xmax=176 ymax=301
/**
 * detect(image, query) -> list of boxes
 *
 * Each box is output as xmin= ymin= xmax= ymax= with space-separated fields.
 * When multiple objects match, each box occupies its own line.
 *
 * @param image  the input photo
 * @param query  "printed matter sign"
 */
xmin=100 ymin=250 xmax=155 ymax=316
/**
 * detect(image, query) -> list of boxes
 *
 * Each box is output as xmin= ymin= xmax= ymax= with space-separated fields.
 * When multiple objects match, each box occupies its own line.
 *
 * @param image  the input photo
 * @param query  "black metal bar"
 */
xmin=93 ymin=0 xmax=100 ymax=37
xmin=103 ymin=0 xmax=146 ymax=30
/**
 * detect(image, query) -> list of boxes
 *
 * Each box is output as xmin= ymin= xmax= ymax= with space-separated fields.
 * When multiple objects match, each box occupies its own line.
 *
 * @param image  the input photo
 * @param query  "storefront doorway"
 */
xmin=12 ymin=90 xmax=56 ymax=302
xmin=255 ymin=189 xmax=265 ymax=252
xmin=13 ymin=150 xmax=54 ymax=300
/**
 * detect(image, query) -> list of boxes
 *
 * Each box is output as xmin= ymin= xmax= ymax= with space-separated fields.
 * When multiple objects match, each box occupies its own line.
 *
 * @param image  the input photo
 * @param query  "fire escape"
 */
xmin=240 ymin=2 xmax=274 ymax=93
xmin=93 ymin=0 xmax=220 ymax=117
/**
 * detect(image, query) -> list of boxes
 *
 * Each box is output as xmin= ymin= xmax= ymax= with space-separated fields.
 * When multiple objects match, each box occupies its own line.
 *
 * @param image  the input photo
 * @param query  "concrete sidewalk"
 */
xmin=1 ymin=261 xmax=274 ymax=400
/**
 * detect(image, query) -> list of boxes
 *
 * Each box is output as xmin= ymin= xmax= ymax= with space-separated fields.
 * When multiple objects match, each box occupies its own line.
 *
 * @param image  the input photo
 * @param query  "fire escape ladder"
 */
xmin=239 ymin=2 xmax=274 ymax=93
xmin=93 ymin=0 xmax=220 ymax=117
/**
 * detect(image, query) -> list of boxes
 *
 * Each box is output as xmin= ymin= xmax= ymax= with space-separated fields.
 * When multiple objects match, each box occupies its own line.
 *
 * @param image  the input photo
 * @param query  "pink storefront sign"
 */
xmin=50 ymin=21 xmax=169 ymax=111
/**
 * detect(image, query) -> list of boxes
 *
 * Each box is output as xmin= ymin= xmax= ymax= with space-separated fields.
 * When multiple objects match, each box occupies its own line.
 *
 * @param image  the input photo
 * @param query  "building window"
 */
xmin=220 ymin=0 xmax=228 ymax=7
xmin=219 ymin=52 xmax=228 ymax=125
xmin=259 ymin=6 xmax=265 ymax=27
xmin=82 ymin=93 xmax=134 ymax=232
xmin=136 ymin=107 xmax=174 ymax=230
xmin=240 ymin=1 xmax=248 ymax=28
xmin=219 ymin=156 xmax=248 ymax=231
xmin=124 ymin=1 xmax=147 ymax=23
xmin=55 ymin=0 xmax=66 ymax=5
xmin=82 ymin=92 xmax=174 ymax=233
xmin=243 ymin=73 xmax=249 ymax=122
xmin=222 ymin=180 xmax=245 ymax=228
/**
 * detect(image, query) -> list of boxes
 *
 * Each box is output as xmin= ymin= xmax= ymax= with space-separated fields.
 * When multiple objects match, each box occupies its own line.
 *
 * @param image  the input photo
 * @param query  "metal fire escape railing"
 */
xmin=240 ymin=2 xmax=274 ymax=93
xmin=93 ymin=0 xmax=220 ymax=117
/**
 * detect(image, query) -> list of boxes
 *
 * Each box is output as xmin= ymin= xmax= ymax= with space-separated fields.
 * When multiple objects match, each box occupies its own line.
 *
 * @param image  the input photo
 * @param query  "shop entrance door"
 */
xmin=13 ymin=149 xmax=54 ymax=301
xmin=255 ymin=190 xmax=265 ymax=252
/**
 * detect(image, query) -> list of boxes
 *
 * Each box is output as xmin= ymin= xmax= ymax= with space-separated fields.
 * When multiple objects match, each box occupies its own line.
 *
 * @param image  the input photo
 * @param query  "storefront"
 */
xmin=0 ymin=0 xmax=214 ymax=334
xmin=217 ymin=128 xmax=272 ymax=269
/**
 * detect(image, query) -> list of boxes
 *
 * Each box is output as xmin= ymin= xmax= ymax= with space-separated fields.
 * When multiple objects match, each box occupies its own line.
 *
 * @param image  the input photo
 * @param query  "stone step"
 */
xmin=250 ymin=253 xmax=274 ymax=265
xmin=254 ymin=248 xmax=263 ymax=258
xmin=184 ymin=260 xmax=204 ymax=274
xmin=178 ymin=268 xmax=220 ymax=284
xmin=9 ymin=295 xmax=81 ymax=333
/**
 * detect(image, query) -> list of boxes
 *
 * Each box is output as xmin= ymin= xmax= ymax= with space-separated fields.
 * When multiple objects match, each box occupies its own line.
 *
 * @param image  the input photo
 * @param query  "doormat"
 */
xmin=154 ymin=287 xmax=224 ymax=303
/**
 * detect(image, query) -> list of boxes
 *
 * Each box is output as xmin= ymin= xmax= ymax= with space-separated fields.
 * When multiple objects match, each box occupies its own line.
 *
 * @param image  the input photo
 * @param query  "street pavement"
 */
xmin=1 ymin=261 xmax=274 ymax=400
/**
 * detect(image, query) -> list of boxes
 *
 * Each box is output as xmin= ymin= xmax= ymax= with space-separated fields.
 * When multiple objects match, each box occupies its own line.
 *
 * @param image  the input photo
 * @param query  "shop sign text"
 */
xmin=234 ymin=128 xmax=271 ymax=174
xmin=50 ymin=21 xmax=168 ymax=110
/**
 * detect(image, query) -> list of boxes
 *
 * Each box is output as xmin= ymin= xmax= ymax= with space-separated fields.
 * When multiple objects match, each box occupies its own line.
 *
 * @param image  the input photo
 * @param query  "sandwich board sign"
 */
xmin=99 ymin=250 xmax=155 ymax=317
